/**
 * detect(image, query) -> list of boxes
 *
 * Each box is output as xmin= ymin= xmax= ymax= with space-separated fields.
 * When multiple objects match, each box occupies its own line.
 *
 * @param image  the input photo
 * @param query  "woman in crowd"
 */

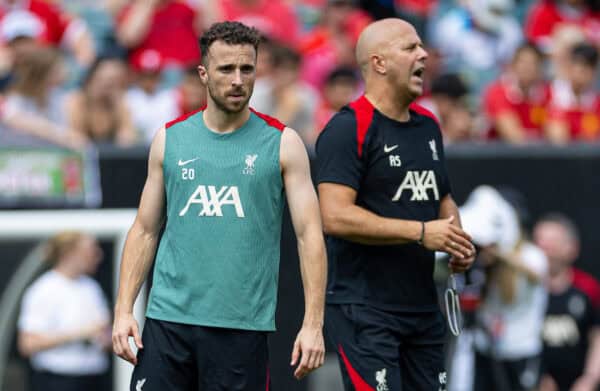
xmin=65 ymin=56 xmax=137 ymax=146
xmin=18 ymin=231 xmax=111 ymax=391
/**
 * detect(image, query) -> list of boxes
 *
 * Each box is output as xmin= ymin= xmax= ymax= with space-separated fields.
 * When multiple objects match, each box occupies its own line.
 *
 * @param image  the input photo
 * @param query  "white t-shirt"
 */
xmin=18 ymin=270 xmax=110 ymax=375
xmin=125 ymin=87 xmax=179 ymax=144
xmin=474 ymin=242 xmax=549 ymax=359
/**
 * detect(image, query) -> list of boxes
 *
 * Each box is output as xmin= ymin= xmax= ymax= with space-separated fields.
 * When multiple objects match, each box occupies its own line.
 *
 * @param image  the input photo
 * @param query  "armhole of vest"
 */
xmin=250 ymin=108 xmax=286 ymax=132
xmin=348 ymin=96 xmax=375 ymax=158
xmin=165 ymin=106 xmax=206 ymax=129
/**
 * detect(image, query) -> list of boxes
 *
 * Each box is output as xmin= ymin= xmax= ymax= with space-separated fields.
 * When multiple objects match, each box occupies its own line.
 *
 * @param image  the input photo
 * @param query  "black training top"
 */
xmin=542 ymin=268 xmax=600 ymax=390
xmin=316 ymin=95 xmax=451 ymax=311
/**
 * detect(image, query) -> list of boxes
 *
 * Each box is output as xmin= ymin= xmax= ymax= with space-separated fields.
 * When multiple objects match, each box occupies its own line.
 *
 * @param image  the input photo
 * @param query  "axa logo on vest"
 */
xmin=392 ymin=170 xmax=439 ymax=201
xmin=179 ymin=185 xmax=245 ymax=217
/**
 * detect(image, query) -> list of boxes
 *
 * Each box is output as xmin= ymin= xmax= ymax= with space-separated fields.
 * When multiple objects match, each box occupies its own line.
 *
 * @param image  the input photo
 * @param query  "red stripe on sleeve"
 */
xmin=165 ymin=106 xmax=206 ymax=129
xmin=348 ymin=95 xmax=375 ymax=158
xmin=338 ymin=345 xmax=375 ymax=391
xmin=250 ymin=108 xmax=286 ymax=132
xmin=409 ymin=102 xmax=441 ymax=126
xmin=572 ymin=268 xmax=600 ymax=309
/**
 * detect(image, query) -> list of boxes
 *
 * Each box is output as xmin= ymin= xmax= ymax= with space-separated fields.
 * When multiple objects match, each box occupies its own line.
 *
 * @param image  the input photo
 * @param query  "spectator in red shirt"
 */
xmin=116 ymin=0 xmax=202 ymax=70
xmin=0 ymin=0 xmax=95 ymax=66
xmin=546 ymin=43 xmax=600 ymax=143
xmin=525 ymin=0 xmax=600 ymax=52
xmin=208 ymin=0 xmax=300 ymax=47
xmin=483 ymin=43 xmax=552 ymax=143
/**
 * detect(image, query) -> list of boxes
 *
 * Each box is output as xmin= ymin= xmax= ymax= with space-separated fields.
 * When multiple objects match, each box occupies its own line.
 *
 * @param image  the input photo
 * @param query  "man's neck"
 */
xmin=547 ymin=267 xmax=573 ymax=294
xmin=365 ymin=83 xmax=412 ymax=122
xmin=203 ymin=103 xmax=251 ymax=134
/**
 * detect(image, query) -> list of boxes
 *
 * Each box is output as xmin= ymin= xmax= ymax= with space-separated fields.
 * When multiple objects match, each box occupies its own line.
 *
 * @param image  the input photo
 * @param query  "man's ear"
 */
xmin=372 ymin=55 xmax=386 ymax=75
xmin=198 ymin=64 xmax=208 ymax=85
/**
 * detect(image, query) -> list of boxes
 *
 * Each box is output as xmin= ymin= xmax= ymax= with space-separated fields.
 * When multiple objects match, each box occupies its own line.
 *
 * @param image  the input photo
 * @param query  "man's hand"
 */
xmin=290 ymin=325 xmax=325 ymax=380
xmin=538 ymin=374 xmax=559 ymax=391
xmin=424 ymin=216 xmax=475 ymax=260
xmin=112 ymin=312 xmax=143 ymax=365
xmin=571 ymin=374 xmax=599 ymax=391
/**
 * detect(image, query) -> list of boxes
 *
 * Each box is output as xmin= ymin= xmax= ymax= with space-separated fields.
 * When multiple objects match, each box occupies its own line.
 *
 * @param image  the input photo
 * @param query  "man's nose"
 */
xmin=232 ymin=69 xmax=242 ymax=86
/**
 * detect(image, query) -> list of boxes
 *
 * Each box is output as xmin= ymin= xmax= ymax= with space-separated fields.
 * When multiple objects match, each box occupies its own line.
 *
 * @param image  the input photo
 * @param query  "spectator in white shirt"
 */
xmin=18 ymin=231 xmax=111 ymax=391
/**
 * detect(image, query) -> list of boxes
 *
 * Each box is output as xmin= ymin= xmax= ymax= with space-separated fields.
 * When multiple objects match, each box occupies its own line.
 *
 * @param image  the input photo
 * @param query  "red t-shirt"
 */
xmin=525 ymin=1 xmax=600 ymax=48
xmin=0 ymin=0 xmax=70 ymax=45
xmin=548 ymin=81 xmax=600 ymax=141
xmin=118 ymin=1 xmax=200 ymax=68
xmin=483 ymin=76 xmax=551 ymax=140
xmin=218 ymin=0 xmax=300 ymax=47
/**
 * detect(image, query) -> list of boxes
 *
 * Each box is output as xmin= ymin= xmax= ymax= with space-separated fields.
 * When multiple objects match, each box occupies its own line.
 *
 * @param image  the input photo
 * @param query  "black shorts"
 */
xmin=473 ymin=350 xmax=541 ymax=391
xmin=30 ymin=370 xmax=104 ymax=391
xmin=325 ymin=304 xmax=447 ymax=391
xmin=131 ymin=317 xmax=270 ymax=391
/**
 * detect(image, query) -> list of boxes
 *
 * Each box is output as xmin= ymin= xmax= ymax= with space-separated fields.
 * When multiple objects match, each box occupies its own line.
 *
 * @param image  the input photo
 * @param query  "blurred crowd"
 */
xmin=0 ymin=0 xmax=598 ymax=153
xmin=446 ymin=186 xmax=600 ymax=391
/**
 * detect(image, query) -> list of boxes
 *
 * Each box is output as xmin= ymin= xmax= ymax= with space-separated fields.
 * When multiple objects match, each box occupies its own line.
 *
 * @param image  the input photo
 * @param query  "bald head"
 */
xmin=356 ymin=18 xmax=416 ymax=75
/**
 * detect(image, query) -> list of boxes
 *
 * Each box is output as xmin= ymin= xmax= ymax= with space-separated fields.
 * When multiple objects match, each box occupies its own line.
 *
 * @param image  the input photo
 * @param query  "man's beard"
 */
xmin=207 ymin=84 xmax=251 ymax=114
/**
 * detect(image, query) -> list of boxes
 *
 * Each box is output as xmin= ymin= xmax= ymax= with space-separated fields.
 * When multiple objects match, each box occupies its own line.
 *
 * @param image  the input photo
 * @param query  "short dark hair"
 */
xmin=270 ymin=45 xmax=301 ymax=68
xmin=325 ymin=66 xmax=359 ymax=86
xmin=199 ymin=21 xmax=261 ymax=65
xmin=430 ymin=73 xmax=469 ymax=99
xmin=571 ymin=42 xmax=599 ymax=68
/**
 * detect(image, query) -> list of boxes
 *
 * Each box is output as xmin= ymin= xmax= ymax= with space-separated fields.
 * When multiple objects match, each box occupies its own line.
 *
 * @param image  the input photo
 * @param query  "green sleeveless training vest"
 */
xmin=146 ymin=109 xmax=285 ymax=331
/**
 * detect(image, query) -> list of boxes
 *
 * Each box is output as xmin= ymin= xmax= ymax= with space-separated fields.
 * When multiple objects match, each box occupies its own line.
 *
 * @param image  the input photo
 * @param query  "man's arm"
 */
xmin=318 ymin=183 xmax=473 ymax=260
xmin=116 ymin=0 xmax=160 ymax=48
xmin=112 ymin=127 xmax=166 ymax=365
xmin=281 ymin=128 xmax=327 ymax=380
xmin=571 ymin=326 xmax=600 ymax=391
xmin=439 ymin=194 xmax=476 ymax=272
xmin=494 ymin=112 xmax=527 ymax=144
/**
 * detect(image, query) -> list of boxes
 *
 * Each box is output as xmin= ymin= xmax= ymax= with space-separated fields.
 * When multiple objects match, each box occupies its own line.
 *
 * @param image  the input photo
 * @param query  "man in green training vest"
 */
xmin=111 ymin=21 xmax=327 ymax=390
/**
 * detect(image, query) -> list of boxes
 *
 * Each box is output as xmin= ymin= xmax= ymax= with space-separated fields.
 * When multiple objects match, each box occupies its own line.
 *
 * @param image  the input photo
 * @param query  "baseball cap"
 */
xmin=459 ymin=185 xmax=521 ymax=253
xmin=0 ymin=10 xmax=42 ymax=42
xmin=131 ymin=49 xmax=164 ymax=73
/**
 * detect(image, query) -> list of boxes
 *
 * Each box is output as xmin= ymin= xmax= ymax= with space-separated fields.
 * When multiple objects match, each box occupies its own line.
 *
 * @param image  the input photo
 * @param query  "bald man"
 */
xmin=315 ymin=18 xmax=475 ymax=390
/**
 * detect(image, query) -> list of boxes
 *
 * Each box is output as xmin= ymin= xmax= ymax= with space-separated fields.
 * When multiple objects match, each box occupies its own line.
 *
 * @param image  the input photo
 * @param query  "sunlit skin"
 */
xmin=533 ymin=221 xmax=578 ymax=276
xmin=569 ymin=61 xmax=597 ymax=96
xmin=64 ymin=235 xmax=104 ymax=276
xmin=198 ymin=41 xmax=256 ymax=121
xmin=512 ymin=48 xmax=543 ymax=90
xmin=356 ymin=19 xmax=427 ymax=121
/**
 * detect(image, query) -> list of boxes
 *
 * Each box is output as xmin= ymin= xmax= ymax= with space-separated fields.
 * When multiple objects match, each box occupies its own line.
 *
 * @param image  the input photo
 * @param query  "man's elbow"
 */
xmin=17 ymin=334 xmax=34 ymax=358
xmin=321 ymin=210 xmax=345 ymax=237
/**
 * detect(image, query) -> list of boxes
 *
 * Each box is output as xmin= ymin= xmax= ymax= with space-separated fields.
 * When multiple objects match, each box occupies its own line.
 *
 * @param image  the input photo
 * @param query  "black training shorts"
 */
xmin=130 ymin=318 xmax=270 ymax=391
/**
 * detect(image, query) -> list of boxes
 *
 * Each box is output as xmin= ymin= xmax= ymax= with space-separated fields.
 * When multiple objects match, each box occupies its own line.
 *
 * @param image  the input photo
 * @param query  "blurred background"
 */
xmin=0 ymin=0 xmax=599 ymax=390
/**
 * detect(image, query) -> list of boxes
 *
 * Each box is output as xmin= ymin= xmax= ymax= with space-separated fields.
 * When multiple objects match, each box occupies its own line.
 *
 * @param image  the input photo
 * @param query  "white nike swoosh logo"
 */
xmin=178 ymin=158 xmax=200 ymax=166
xmin=384 ymin=144 xmax=398 ymax=153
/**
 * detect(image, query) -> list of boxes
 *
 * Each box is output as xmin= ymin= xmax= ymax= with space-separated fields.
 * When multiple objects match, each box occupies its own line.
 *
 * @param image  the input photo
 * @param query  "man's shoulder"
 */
xmin=572 ymin=268 xmax=600 ymax=308
xmin=165 ymin=107 xmax=205 ymax=129
xmin=324 ymin=96 xmax=375 ymax=135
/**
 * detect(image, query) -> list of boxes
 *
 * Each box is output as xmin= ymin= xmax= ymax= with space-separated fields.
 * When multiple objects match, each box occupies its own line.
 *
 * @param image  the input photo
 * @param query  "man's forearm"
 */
xmin=439 ymin=194 xmax=461 ymax=226
xmin=115 ymin=223 xmax=159 ymax=314
xmin=583 ymin=328 xmax=600 ymax=383
xmin=297 ymin=227 xmax=327 ymax=326
xmin=323 ymin=203 xmax=422 ymax=246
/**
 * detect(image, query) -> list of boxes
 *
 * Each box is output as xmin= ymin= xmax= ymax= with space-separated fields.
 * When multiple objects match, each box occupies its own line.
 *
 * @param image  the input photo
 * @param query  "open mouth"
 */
xmin=412 ymin=68 xmax=425 ymax=78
